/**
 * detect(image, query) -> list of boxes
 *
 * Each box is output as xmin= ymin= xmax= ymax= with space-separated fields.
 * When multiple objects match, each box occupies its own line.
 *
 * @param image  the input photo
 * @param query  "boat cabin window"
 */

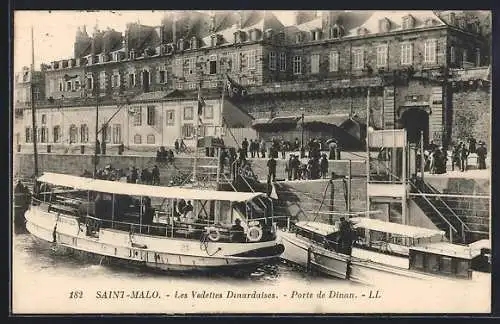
xmin=409 ymin=250 xmax=472 ymax=279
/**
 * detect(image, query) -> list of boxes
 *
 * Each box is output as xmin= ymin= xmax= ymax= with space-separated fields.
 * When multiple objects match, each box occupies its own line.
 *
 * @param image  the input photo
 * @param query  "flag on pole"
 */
xmin=225 ymin=74 xmax=247 ymax=97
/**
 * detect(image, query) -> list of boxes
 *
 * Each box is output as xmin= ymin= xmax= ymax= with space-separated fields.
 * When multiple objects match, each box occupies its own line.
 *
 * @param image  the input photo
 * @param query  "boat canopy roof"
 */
xmin=350 ymin=217 xmax=445 ymax=238
xmin=295 ymin=221 xmax=338 ymax=236
xmin=410 ymin=242 xmax=477 ymax=260
xmin=37 ymin=172 xmax=266 ymax=202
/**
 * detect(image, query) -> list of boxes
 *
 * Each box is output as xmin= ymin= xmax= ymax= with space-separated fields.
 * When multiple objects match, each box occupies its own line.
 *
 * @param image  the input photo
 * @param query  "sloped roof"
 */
xmin=131 ymin=90 xmax=180 ymax=101
xmin=201 ymin=11 xmax=284 ymax=48
xmin=252 ymin=114 xmax=349 ymax=128
xmin=347 ymin=11 xmax=445 ymax=36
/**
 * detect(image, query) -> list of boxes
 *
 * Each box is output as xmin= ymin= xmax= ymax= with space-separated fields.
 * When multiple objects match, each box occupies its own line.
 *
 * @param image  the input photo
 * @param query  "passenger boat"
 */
xmin=24 ymin=172 xmax=284 ymax=272
xmin=279 ymin=211 xmax=491 ymax=284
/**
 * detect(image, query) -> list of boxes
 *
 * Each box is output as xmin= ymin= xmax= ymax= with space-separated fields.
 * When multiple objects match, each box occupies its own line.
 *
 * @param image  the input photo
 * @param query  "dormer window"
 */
xmin=265 ymin=29 xmax=274 ymax=41
xmin=458 ymin=19 xmax=466 ymax=30
xmin=234 ymin=31 xmax=246 ymax=44
xmin=100 ymin=54 xmax=106 ymax=63
xmin=190 ymin=36 xmax=198 ymax=50
xmin=402 ymin=15 xmax=415 ymax=30
xmin=177 ymin=38 xmax=185 ymax=51
xmin=379 ymin=18 xmax=391 ymax=33
xmin=249 ymin=28 xmax=261 ymax=41
xmin=331 ymin=25 xmax=344 ymax=39
xmin=448 ymin=12 xmax=456 ymax=26
xmin=295 ymin=32 xmax=303 ymax=44
xmin=357 ymin=28 xmax=368 ymax=36
xmin=129 ymin=50 xmax=136 ymax=60
xmin=311 ymin=29 xmax=321 ymax=41
xmin=425 ymin=18 xmax=436 ymax=27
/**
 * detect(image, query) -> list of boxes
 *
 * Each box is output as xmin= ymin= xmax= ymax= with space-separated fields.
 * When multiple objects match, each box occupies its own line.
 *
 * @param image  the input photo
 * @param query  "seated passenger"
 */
xmin=230 ymin=218 xmax=245 ymax=243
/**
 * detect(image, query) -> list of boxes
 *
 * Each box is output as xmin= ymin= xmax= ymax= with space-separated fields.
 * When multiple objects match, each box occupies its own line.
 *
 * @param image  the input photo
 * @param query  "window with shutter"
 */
xmin=166 ymin=110 xmax=175 ymax=125
xmin=352 ymin=48 xmax=364 ymax=70
xmin=376 ymin=45 xmax=388 ymax=68
xmin=113 ymin=124 xmax=121 ymax=144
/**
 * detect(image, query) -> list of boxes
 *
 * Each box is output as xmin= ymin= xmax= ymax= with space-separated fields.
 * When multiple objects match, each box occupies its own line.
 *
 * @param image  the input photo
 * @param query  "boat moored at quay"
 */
xmin=24 ymin=172 xmax=284 ymax=272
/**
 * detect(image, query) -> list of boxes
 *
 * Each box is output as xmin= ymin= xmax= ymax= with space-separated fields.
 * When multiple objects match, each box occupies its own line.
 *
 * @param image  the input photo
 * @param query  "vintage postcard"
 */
xmin=11 ymin=10 xmax=492 ymax=314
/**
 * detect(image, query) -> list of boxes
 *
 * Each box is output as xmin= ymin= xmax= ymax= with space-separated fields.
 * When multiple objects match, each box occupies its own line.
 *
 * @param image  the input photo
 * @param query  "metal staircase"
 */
xmin=411 ymin=179 xmax=470 ymax=244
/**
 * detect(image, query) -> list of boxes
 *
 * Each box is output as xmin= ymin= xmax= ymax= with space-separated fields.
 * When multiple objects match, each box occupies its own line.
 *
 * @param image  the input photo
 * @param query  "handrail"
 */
xmin=420 ymin=181 xmax=470 ymax=232
xmin=367 ymin=159 xmax=458 ymax=238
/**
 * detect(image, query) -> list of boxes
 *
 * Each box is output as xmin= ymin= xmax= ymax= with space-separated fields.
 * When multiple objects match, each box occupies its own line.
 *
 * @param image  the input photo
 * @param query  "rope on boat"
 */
xmin=199 ymin=232 xmax=222 ymax=257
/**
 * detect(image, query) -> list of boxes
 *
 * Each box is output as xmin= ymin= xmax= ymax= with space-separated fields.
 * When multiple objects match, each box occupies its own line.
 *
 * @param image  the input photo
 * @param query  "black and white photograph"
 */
xmin=11 ymin=10 xmax=492 ymax=314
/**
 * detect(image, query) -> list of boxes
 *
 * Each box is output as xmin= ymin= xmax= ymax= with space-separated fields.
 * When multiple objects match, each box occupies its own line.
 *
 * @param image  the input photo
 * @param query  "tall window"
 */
xmin=158 ymin=65 xmax=166 ymax=84
xmin=247 ymin=50 xmax=256 ymax=70
xmin=424 ymin=39 xmax=437 ymax=64
xmin=230 ymin=52 xmax=239 ymax=72
xmin=209 ymin=55 xmax=217 ymax=74
xmin=293 ymin=56 xmax=302 ymax=75
xmin=184 ymin=106 xmax=193 ymax=120
xmin=41 ymin=114 xmax=47 ymax=124
xmin=69 ymin=125 xmax=78 ymax=144
xmin=311 ymin=54 xmax=320 ymax=74
xmin=99 ymin=71 xmax=106 ymax=90
xmin=102 ymin=124 xmax=111 ymax=142
xmin=53 ymin=126 xmax=60 ymax=143
xmin=86 ymin=76 xmax=93 ymax=90
xmin=112 ymin=73 xmax=120 ymax=88
xmin=112 ymin=124 xmax=121 ymax=144
xmin=401 ymin=43 xmax=413 ymax=65
xmin=279 ymin=52 xmax=286 ymax=71
xmin=25 ymin=127 xmax=32 ymax=143
xmin=376 ymin=45 xmax=388 ymax=68
xmin=128 ymin=73 xmax=136 ymax=87
xmin=175 ymin=58 xmax=183 ymax=77
xmin=66 ymin=81 xmax=72 ymax=92
xmin=74 ymin=80 xmax=80 ymax=90
xmin=450 ymin=46 xmax=456 ymax=64
xmin=269 ymin=51 xmax=277 ymax=70
xmin=80 ymin=124 xmax=89 ymax=143
xmin=329 ymin=51 xmax=339 ymax=72
xmin=204 ymin=105 xmax=214 ymax=119
xmin=352 ymin=48 xmax=364 ymax=70
xmin=182 ymin=124 xmax=195 ymax=138
xmin=188 ymin=58 xmax=196 ymax=75
xmin=133 ymin=107 xmax=142 ymax=126
xmin=40 ymin=127 xmax=48 ymax=143
xmin=166 ymin=110 xmax=175 ymax=125
xmin=147 ymin=105 xmax=156 ymax=126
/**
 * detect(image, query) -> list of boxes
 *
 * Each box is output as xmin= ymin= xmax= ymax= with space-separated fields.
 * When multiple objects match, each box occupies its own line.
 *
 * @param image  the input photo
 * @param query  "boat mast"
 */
xmin=30 ymin=26 xmax=39 ymax=178
xmin=94 ymin=80 xmax=99 ymax=178
xmin=365 ymin=87 xmax=371 ymax=218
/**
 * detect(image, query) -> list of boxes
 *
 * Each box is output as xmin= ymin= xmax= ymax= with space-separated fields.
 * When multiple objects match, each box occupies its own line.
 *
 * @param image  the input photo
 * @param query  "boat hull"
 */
xmin=25 ymin=207 xmax=284 ymax=272
xmin=278 ymin=230 xmax=350 ymax=279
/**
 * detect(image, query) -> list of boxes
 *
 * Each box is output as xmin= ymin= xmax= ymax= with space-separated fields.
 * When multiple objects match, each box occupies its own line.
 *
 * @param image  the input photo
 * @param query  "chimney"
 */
xmin=172 ymin=14 xmax=177 ymax=43
xmin=209 ymin=12 xmax=216 ymax=33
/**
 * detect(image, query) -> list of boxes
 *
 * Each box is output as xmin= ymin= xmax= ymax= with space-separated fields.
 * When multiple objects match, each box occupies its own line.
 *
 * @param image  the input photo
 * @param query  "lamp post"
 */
xmin=300 ymin=109 xmax=305 ymax=158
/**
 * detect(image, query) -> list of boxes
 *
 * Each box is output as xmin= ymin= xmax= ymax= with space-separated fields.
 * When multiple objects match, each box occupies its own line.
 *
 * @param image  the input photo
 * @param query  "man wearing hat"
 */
xmin=476 ymin=141 xmax=487 ymax=170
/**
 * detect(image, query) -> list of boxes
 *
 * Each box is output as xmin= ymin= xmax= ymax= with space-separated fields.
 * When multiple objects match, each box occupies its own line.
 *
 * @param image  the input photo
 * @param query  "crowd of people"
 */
xmin=82 ymin=164 xmax=162 ymax=185
xmin=420 ymin=137 xmax=488 ymax=174
xmin=238 ymin=137 xmax=342 ymax=161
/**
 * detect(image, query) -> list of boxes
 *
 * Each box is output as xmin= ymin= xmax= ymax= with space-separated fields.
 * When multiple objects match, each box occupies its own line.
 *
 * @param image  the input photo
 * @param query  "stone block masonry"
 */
xmin=451 ymin=88 xmax=490 ymax=144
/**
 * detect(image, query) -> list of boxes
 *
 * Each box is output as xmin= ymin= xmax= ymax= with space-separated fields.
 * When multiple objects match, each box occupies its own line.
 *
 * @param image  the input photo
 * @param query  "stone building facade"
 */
xmin=14 ymin=10 xmax=491 ymax=150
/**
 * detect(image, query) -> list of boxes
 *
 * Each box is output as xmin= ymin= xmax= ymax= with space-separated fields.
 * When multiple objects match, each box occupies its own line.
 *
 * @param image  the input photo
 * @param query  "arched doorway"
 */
xmin=400 ymin=107 xmax=429 ymax=145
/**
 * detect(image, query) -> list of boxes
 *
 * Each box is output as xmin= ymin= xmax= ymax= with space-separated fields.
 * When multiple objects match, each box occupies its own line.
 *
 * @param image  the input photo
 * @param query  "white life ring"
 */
xmin=206 ymin=227 xmax=221 ymax=242
xmin=247 ymin=226 xmax=263 ymax=242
